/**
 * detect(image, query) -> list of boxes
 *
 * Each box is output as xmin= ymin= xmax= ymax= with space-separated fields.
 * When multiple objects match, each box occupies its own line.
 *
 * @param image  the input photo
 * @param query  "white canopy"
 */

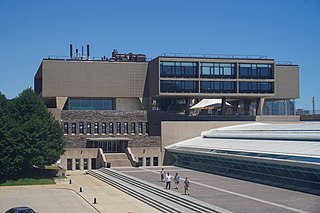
xmin=190 ymin=99 xmax=231 ymax=110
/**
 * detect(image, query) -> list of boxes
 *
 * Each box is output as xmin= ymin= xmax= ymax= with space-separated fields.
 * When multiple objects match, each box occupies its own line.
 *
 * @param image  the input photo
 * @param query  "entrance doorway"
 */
xmin=86 ymin=139 xmax=128 ymax=153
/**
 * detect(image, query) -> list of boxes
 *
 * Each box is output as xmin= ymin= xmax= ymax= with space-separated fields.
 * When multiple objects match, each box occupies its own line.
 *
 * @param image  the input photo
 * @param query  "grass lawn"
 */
xmin=0 ymin=178 xmax=55 ymax=186
xmin=0 ymin=166 xmax=65 ymax=186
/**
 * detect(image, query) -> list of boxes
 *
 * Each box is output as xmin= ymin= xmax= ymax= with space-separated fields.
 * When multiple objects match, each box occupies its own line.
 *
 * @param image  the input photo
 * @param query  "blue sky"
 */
xmin=0 ymin=0 xmax=319 ymax=110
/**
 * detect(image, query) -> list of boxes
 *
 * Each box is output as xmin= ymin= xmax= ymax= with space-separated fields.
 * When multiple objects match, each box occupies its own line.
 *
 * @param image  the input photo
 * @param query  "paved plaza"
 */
xmin=0 ymin=167 xmax=319 ymax=213
xmin=113 ymin=166 xmax=320 ymax=213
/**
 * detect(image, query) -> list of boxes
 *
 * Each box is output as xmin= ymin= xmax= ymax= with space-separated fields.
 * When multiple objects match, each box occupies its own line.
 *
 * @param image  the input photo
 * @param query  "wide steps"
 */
xmin=104 ymin=153 xmax=132 ymax=167
xmin=88 ymin=168 xmax=231 ymax=213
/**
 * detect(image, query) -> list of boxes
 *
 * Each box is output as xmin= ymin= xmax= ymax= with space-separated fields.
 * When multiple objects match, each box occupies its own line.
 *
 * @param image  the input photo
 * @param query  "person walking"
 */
xmin=160 ymin=168 xmax=165 ymax=182
xmin=165 ymin=172 xmax=172 ymax=189
xmin=174 ymin=173 xmax=180 ymax=189
xmin=184 ymin=177 xmax=190 ymax=195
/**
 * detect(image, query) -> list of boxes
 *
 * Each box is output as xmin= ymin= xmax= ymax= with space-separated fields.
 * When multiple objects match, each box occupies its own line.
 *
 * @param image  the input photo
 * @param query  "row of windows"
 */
xmin=63 ymin=121 xmax=148 ymax=135
xmin=239 ymin=64 xmax=273 ymax=79
xmin=63 ymin=98 xmax=114 ymax=110
xmin=201 ymin=63 xmax=235 ymax=78
xmin=138 ymin=156 xmax=159 ymax=166
xmin=160 ymin=80 xmax=198 ymax=93
xmin=200 ymin=81 xmax=236 ymax=93
xmin=160 ymin=61 xmax=197 ymax=78
xmin=239 ymin=82 xmax=274 ymax=93
xmin=160 ymin=61 xmax=273 ymax=79
xmin=160 ymin=80 xmax=274 ymax=94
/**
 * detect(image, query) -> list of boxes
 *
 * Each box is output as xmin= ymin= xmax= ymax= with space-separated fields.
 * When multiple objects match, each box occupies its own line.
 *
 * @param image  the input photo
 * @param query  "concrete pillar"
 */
xmin=256 ymin=98 xmax=265 ymax=116
xmin=56 ymin=97 xmax=68 ymax=110
xmin=72 ymin=158 xmax=76 ymax=171
xmin=185 ymin=98 xmax=190 ymax=116
xmin=80 ymin=158 xmax=84 ymax=171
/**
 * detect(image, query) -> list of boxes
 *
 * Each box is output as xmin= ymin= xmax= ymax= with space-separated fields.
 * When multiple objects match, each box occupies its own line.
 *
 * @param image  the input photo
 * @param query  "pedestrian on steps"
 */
xmin=184 ymin=177 xmax=190 ymax=195
xmin=160 ymin=168 xmax=165 ymax=182
xmin=165 ymin=172 xmax=172 ymax=189
xmin=174 ymin=173 xmax=180 ymax=189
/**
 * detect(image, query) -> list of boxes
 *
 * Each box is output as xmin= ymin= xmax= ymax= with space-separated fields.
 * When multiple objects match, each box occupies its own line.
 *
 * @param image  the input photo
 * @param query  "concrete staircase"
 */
xmin=88 ymin=168 xmax=231 ymax=213
xmin=104 ymin=153 xmax=132 ymax=167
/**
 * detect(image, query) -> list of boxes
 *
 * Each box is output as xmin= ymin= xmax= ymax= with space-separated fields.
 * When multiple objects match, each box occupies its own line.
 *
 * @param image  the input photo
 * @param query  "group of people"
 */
xmin=160 ymin=168 xmax=190 ymax=195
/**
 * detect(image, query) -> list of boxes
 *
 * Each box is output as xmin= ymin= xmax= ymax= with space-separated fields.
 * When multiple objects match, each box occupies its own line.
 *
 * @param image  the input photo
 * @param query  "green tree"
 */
xmin=0 ymin=89 xmax=65 ymax=179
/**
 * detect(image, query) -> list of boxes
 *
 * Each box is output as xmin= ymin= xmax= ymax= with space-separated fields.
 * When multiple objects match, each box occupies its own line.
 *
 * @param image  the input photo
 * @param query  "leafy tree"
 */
xmin=0 ymin=89 xmax=65 ymax=179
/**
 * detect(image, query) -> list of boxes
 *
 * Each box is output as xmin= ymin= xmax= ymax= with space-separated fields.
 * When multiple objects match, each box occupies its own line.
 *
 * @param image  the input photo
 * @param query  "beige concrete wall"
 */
xmin=130 ymin=147 xmax=162 ymax=166
xmin=274 ymin=65 xmax=299 ymax=99
xmin=116 ymin=98 xmax=143 ymax=111
xmin=42 ymin=60 xmax=148 ymax=98
xmin=59 ymin=148 xmax=101 ymax=171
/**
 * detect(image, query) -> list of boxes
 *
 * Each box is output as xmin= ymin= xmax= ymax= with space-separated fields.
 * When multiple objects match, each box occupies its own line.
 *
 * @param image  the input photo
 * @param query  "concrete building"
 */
xmin=34 ymin=47 xmax=299 ymax=171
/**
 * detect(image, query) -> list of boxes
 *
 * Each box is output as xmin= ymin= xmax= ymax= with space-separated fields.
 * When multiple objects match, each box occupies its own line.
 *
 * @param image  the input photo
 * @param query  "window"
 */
xmin=239 ymin=64 xmax=273 ymax=79
xmin=239 ymin=82 xmax=274 ymax=93
xmin=67 ymin=159 xmax=72 ymax=170
xmin=79 ymin=122 xmax=84 ymax=134
xmin=109 ymin=122 xmax=114 ymax=134
xmin=63 ymin=98 xmax=114 ymax=110
xmin=63 ymin=122 xmax=68 ymax=134
xmin=138 ymin=122 xmax=143 ymax=134
xmin=138 ymin=157 xmax=143 ymax=166
xmin=124 ymin=122 xmax=128 ymax=134
xmin=102 ymin=122 xmax=106 ymax=134
xmin=200 ymin=63 xmax=235 ymax=78
xmin=153 ymin=157 xmax=159 ymax=166
xmin=116 ymin=122 xmax=121 ymax=134
xmin=131 ymin=122 xmax=136 ymax=134
xmin=83 ymin=159 xmax=88 ymax=170
xmin=75 ymin=159 xmax=80 ymax=170
xmin=87 ymin=122 xmax=91 ymax=134
xmin=94 ymin=122 xmax=99 ymax=134
xmin=145 ymin=122 xmax=149 ymax=134
xmin=160 ymin=80 xmax=198 ymax=93
xmin=200 ymin=81 xmax=236 ymax=93
xmin=160 ymin=61 xmax=198 ymax=78
xmin=71 ymin=122 xmax=76 ymax=134
xmin=146 ymin=157 xmax=151 ymax=166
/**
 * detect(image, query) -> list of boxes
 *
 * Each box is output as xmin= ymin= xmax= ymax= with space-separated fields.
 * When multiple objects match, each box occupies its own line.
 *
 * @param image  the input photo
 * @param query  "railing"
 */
xmin=161 ymin=52 xmax=269 ymax=59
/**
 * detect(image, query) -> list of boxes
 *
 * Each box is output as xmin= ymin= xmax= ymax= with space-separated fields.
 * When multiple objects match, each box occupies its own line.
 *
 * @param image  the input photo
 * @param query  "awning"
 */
xmin=190 ymin=99 xmax=231 ymax=110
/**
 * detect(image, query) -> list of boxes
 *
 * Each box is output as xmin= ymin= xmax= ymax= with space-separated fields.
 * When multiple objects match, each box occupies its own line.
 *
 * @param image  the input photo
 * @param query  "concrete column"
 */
xmin=56 ymin=97 xmax=68 ymax=110
xmin=80 ymin=158 xmax=84 ymax=171
xmin=88 ymin=158 xmax=92 ymax=170
xmin=185 ymin=98 xmax=190 ymax=116
xmin=284 ymin=100 xmax=288 ymax=115
xmin=72 ymin=158 xmax=76 ymax=171
xmin=256 ymin=98 xmax=265 ymax=116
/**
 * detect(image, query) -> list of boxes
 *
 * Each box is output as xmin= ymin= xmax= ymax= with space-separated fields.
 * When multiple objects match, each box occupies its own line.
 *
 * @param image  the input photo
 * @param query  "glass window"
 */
xmin=131 ymin=122 xmax=136 ymax=134
xmin=71 ymin=122 xmax=76 ymax=134
xmin=63 ymin=122 xmax=68 ymax=134
xmin=116 ymin=122 xmax=121 ymax=134
xmin=87 ymin=122 xmax=91 ymax=134
xmin=239 ymin=64 xmax=273 ymax=79
xmin=138 ymin=157 xmax=143 ymax=166
xmin=109 ymin=122 xmax=114 ymax=134
xmin=75 ymin=159 xmax=80 ymax=170
xmin=94 ymin=122 xmax=99 ymax=134
xmin=67 ymin=159 xmax=72 ymax=170
xmin=239 ymin=82 xmax=274 ymax=93
xmin=102 ymin=122 xmax=106 ymax=134
xmin=83 ymin=159 xmax=88 ymax=170
xmin=201 ymin=62 xmax=235 ymax=78
xmin=138 ymin=122 xmax=143 ymax=134
xmin=153 ymin=157 xmax=158 ymax=166
xmin=64 ymin=98 xmax=114 ymax=110
xmin=145 ymin=122 xmax=149 ymax=134
xmin=146 ymin=157 xmax=151 ymax=166
xmin=160 ymin=61 xmax=197 ymax=78
xmin=124 ymin=122 xmax=128 ymax=134
xmin=160 ymin=80 xmax=198 ymax=93
xmin=79 ymin=122 xmax=84 ymax=134
xmin=200 ymin=81 xmax=236 ymax=93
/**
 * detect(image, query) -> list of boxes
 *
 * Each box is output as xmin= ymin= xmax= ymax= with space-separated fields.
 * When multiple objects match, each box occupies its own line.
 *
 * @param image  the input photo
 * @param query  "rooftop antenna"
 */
xmin=70 ymin=44 xmax=73 ymax=59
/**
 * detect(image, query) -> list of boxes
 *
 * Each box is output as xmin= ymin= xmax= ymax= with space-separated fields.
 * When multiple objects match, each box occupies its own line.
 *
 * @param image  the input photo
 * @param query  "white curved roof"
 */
xmin=166 ymin=122 xmax=320 ymax=162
